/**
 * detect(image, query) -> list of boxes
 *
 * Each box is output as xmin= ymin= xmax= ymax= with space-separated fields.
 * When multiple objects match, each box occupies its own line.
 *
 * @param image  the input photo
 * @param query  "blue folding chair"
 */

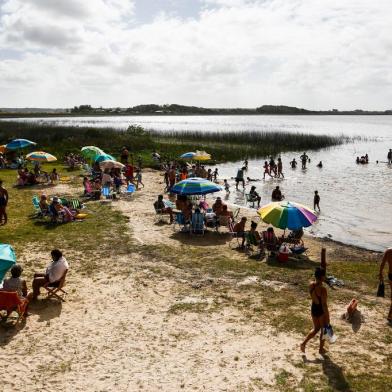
xmin=102 ymin=186 xmax=113 ymax=199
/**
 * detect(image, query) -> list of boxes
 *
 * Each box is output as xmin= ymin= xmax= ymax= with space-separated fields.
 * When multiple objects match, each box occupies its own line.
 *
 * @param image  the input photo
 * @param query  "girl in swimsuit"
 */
xmin=301 ymin=267 xmax=330 ymax=354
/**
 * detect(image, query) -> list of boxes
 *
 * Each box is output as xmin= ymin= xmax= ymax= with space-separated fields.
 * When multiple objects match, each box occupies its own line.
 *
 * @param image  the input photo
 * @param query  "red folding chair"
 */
xmin=0 ymin=291 xmax=28 ymax=324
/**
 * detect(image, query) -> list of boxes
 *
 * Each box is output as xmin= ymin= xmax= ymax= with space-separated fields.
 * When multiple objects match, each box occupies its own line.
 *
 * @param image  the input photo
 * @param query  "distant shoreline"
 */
xmin=1 ymin=103 xmax=391 ymax=117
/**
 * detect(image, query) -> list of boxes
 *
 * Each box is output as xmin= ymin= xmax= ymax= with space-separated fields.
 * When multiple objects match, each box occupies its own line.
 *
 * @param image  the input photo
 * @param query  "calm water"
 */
xmin=5 ymin=115 xmax=392 ymax=251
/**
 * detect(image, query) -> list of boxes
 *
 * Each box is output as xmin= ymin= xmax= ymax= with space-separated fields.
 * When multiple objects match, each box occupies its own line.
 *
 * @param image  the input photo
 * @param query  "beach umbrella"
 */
xmin=99 ymin=160 xmax=124 ymax=170
xmin=81 ymin=146 xmax=104 ymax=160
xmin=26 ymin=151 xmax=57 ymax=162
xmin=6 ymin=139 xmax=36 ymax=150
xmin=0 ymin=244 xmax=16 ymax=282
xmin=171 ymin=177 xmax=222 ymax=195
xmin=194 ymin=150 xmax=211 ymax=161
xmin=94 ymin=153 xmax=116 ymax=163
xmin=180 ymin=152 xmax=196 ymax=159
xmin=257 ymin=201 xmax=317 ymax=230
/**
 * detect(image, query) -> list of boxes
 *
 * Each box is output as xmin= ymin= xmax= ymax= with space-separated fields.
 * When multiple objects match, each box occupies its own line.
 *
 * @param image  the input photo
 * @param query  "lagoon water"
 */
xmin=6 ymin=115 xmax=392 ymax=251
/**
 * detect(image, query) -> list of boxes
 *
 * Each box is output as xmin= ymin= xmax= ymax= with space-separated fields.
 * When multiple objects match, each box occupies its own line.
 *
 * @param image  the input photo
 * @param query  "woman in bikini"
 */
xmin=301 ymin=267 xmax=330 ymax=354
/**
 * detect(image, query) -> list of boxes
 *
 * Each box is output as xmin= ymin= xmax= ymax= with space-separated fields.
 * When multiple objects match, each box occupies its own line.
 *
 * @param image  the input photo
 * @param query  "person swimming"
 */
xmin=317 ymin=161 xmax=323 ymax=168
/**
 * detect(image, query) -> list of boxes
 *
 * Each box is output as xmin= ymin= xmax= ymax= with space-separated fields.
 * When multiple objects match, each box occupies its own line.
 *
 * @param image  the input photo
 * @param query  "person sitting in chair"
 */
xmin=154 ymin=195 xmax=174 ymax=223
xmin=249 ymin=186 xmax=261 ymax=207
xmin=233 ymin=217 xmax=247 ymax=247
xmin=263 ymin=227 xmax=278 ymax=252
xmin=212 ymin=197 xmax=225 ymax=215
xmin=31 ymin=249 xmax=69 ymax=300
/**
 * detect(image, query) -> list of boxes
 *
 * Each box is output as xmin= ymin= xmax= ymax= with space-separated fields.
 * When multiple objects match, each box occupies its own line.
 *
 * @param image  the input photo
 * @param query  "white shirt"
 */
xmin=46 ymin=257 xmax=69 ymax=283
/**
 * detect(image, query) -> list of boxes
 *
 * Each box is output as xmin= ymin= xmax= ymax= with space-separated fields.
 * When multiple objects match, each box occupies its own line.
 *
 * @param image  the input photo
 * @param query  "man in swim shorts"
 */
xmin=379 ymin=248 xmax=392 ymax=322
xmin=0 ymin=180 xmax=8 ymax=225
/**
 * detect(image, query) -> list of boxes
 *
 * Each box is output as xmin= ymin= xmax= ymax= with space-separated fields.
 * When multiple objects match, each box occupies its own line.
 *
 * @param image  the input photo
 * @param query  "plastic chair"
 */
xmin=0 ymin=291 xmax=28 ymax=324
xmin=102 ymin=186 xmax=113 ymax=199
xmin=173 ymin=212 xmax=189 ymax=232
xmin=191 ymin=212 xmax=205 ymax=235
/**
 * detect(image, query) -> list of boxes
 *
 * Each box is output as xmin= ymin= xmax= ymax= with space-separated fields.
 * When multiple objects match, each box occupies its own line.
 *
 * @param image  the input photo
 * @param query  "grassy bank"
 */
xmin=0 ymin=121 xmax=349 ymax=163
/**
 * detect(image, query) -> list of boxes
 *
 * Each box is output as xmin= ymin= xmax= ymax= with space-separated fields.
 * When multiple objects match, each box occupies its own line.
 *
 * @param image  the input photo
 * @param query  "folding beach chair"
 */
xmin=69 ymin=198 xmax=84 ymax=210
xmin=173 ymin=212 xmax=189 ymax=232
xmin=245 ymin=194 xmax=257 ymax=208
xmin=102 ymin=186 xmax=113 ymax=200
xmin=32 ymin=195 xmax=42 ymax=216
xmin=0 ymin=291 xmax=28 ymax=324
xmin=124 ymin=183 xmax=135 ymax=198
xmin=191 ymin=212 xmax=205 ymax=235
xmin=44 ymin=269 xmax=68 ymax=302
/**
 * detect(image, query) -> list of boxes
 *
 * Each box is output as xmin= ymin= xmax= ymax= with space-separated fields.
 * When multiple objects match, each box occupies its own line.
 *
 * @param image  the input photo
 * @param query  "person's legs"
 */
xmin=0 ymin=207 xmax=4 ymax=224
xmin=301 ymin=316 xmax=321 ymax=352
xmin=32 ymin=275 xmax=48 ymax=299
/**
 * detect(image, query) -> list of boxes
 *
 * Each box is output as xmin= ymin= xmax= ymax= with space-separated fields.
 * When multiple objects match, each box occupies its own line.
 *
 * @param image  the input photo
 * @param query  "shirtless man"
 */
xmin=379 ymin=248 xmax=392 ymax=322
xmin=0 ymin=180 xmax=9 ymax=225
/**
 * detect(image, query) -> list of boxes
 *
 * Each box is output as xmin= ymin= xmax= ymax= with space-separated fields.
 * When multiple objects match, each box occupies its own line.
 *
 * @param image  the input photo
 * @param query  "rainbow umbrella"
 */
xmin=171 ymin=177 xmax=222 ymax=195
xmin=26 ymin=151 xmax=57 ymax=162
xmin=257 ymin=201 xmax=317 ymax=230
xmin=0 ymin=244 xmax=16 ymax=282
xmin=6 ymin=139 xmax=36 ymax=150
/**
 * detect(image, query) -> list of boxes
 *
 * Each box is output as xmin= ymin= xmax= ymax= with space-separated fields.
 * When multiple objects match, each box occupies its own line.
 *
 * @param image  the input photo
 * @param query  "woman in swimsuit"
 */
xmin=0 ymin=180 xmax=9 ymax=225
xmin=301 ymin=267 xmax=330 ymax=354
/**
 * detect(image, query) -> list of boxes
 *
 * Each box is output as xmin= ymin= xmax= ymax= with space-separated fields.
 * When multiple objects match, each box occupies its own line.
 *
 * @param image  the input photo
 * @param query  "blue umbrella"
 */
xmin=0 ymin=244 xmax=16 ymax=282
xmin=171 ymin=177 xmax=222 ymax=195
xmin=6 ymin=139 xmax=36 ymax=150
xmin=94 ymin=153 xmax=115 ymax=163
xmin=180 ymin=152 xmax=196 ymax=159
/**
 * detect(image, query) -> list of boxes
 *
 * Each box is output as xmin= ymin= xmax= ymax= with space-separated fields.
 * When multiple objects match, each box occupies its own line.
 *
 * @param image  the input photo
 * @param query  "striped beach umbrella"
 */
xmin=6 ymin=139 xmax=36 ymax=150
xmin=257 ymin=201 xmax=317 ymax=230
xmin=171 ymin=177 xmax=222 ymax=195
xmin=26 ymin=151 xmax=57 ymax=162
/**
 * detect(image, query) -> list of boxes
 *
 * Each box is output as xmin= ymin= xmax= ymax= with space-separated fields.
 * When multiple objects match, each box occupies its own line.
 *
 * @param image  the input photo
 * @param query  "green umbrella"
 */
xmin=81 ymin=146 xmax=104 ymax=160
xmin=0 ymin=244 xmax=16 ymax=282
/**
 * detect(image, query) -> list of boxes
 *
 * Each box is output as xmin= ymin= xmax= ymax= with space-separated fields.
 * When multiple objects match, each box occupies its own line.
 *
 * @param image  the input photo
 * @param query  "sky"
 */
xmin=0 ymin=0 xmax=391 ymax=110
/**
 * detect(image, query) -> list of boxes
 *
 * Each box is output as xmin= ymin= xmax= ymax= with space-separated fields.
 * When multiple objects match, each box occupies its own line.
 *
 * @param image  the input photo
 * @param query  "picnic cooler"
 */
xmin=278 ymin=243 xmax=291 ymax=262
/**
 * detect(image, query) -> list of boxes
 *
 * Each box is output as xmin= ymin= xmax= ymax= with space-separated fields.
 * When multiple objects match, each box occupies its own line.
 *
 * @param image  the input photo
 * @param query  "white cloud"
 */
xmin=0 ymin=0 xmax=391 ymax=109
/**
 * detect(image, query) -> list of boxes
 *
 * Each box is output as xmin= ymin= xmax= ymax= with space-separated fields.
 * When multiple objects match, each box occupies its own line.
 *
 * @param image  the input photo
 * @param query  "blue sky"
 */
xmin=0 ymin=0 xmax=391 ymax=109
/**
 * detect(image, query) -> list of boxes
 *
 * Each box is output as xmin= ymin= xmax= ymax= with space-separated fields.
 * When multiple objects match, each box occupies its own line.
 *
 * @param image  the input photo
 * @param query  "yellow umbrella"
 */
xmin=194 ymin=150 xmax=211 ymax=161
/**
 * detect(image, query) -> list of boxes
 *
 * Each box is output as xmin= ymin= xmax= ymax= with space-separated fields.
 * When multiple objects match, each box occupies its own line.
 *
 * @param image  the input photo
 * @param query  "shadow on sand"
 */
xmin=0 ymin=299 xmax=62 ymax=347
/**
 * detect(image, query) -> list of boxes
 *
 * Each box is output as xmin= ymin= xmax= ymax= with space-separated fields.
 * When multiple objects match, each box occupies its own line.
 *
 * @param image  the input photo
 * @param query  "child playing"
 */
xmin=314 ymin=190 xmax=320 ymax=211
xmin=224 ymin=179 xmax=230 ymax=193
xmin=136 ymin=169 xmax=144 ymax=190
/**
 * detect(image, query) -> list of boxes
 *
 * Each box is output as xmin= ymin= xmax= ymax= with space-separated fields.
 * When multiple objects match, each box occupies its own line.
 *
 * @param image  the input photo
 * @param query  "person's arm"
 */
xmin=379 ymin=250 xmax=388 ymax=280
xmin=321 ymin=287 xmax=330 ymax=325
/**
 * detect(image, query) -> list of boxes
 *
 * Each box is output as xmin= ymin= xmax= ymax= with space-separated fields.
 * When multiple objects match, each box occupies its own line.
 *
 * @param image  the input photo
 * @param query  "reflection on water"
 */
xmin=4 ymin=115 xmax=392 ymax=251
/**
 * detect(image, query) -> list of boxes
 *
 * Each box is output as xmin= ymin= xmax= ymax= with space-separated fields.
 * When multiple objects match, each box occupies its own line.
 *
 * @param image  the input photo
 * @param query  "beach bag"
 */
xmin=376 ymin=281 xmax=385 ymax=297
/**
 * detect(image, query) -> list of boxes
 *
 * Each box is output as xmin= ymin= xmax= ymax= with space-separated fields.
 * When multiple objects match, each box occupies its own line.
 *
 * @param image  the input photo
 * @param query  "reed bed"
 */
xmin=0 ymin=121 xmax=349 ymax=163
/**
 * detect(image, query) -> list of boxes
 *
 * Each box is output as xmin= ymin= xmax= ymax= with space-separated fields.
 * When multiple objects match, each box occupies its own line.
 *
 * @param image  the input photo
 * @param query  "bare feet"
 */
xmin=300 ymin=343 xmax=306 ymax=353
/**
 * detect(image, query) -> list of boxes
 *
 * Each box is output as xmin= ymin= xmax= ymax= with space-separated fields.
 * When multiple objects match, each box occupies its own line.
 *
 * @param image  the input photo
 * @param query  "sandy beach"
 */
xmin=0 ymin=168 xmax=390 ymax=391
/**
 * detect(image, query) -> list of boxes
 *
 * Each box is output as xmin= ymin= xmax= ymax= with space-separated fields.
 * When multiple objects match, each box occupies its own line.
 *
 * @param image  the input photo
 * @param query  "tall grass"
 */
xmin=152 ymin=130 xmax=349 ymax=161
xmin=0 ymin=121 xmax=349 ymax=163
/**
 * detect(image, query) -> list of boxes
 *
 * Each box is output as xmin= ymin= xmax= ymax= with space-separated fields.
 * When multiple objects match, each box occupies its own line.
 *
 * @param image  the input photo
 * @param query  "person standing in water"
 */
xmin=0 ymin=180 xmax=9 ymax=225
xmin=277 ymin=158 xmax=284 ymax=178
xmin=263 ymin=161 xmax=271 ymax=179
xmin=314 ymin=190 xmax=320 ymax=212
xmin=379 ymin=248 xmax=392 ymax=323
xmin=301 ymin=268 xmax=330 ymax=354
xmin=388 ymin=149 xmax=392 ymax=164
xmin=300 ymin=152 xmax=309 ymax=169
xmin=290 ymin=158 xmax=297 ymax=168
xmin=243 ymin=159 xmax=248 ymax=171
xmin=235 ymin=167 xmax=245 ymax=190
